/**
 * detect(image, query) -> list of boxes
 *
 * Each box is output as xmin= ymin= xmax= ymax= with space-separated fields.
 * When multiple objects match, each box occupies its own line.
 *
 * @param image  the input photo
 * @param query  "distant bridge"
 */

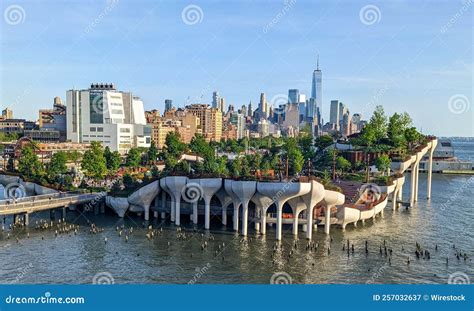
xmin=0 ymin=191 xmax=105 ymax=224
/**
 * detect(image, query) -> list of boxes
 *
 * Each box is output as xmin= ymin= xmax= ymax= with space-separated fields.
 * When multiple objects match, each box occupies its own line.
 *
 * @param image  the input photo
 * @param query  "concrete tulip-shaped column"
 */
xmin=410 ymin=152 xmax=423 ymax=206
xmin=301 ymin=180 xmax=325 ymax=240
xmin=197 ymin=178 xmax=222 ymax=230
xmin=427 ymin=139 xmax=437 ymax=199
xmin=391 ymin=176 xmax=405 ymax=210
xmin=127 ymin=180 xmax=160 ymax=221
xmin=215 ymin=188 xmax=232 ymax=225
xmin=160 ymin=178 xmax=174 ymax=221
xmin=163 ymin=176 xmax=188 ymax=226
xmin=287 ymin=197 xmax=307 ymax=237
xmin=181 ymin=179 xmax=204 ymax=225
xmin=323 ymin=190 xmax=345 ymax=235
xmin=231 ymin=180 xmax=257 ymax=236
xmin=160 ymin=190 xmax=167 ymax=219
xmin=257 ymin=181 xmax=311 ymax=241
xmin=224 ymin=179 xmax=241 ymax=232
xmin=251 ymin=193 xmax=274 ymax=235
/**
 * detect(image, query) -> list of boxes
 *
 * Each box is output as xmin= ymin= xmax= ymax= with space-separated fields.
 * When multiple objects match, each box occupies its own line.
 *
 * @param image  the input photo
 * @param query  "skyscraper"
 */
xmin=248 ymin=101 xmax=253 ymax=118
xmin=164 ymin=99 xmax=173 ymax=112
xmin=288 ymin=89 xmax=300 ymax=104
xmin=212 ymin=91 xmax=220 ymax=109
xmin=259 ymin=93 xmax=267 ymax=120
xmin=330 ymin=100 xmax=341 ymax=128
xmin=311 ymin=55 xmax=322 ymax=126
xmin=218 ymin=98 xmax=226 ymax=113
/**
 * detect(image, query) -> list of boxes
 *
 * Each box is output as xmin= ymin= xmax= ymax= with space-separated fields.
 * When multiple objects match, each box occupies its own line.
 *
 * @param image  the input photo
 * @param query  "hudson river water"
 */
xmin=0 ymin=141 xmax=472 ymax=284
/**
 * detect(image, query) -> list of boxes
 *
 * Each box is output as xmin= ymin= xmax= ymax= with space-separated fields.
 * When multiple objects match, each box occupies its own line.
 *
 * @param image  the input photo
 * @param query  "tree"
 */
xmin=81 ymin=141 xmax=107 ymax=178
xmin=375 ymin=154 xmax=391 ymax=176
xmin=388 ymin=112 xmax=414 ymax=150
xmin=284 ymin=138 xmax=304 ymax=176
xmin=228 ymin=157 xmax=242 ymax=178
xmin=369 ymin=105 xmax=388 ymax=142
xmin=67 ymin=150 xmax=81 ymax=165
xmin=147 ymin=140 xmax=158 ymax=164
xmin=17 ymin=146 xmax=44 ymax=180
xmin=360 ymin=123 xmax=377 ymax=147
xmin=46 ymin=151 xmax=68 ymax=181
xmin=104 ymin=146 xmax=121 ymax=171
xmin=336 ymin=156 xmax=351 ymax=175
xmin=298 ymin=133 xmax=315 ymax=160
xmin=404 ymin=127 xmax=421 ymax=150
xmin=126 ymin=148 xmax=142 ymax=167
xmin=190 ymin=134 xmax=214 ymax=159
xmin=165 ymin=132 xmax=187 ymax=159
xmin=315 ymin=135 xmax=333 ymax=151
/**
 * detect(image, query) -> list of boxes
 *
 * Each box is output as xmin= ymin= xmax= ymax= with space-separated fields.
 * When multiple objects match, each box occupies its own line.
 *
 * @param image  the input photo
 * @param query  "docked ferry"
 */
xmin=419 ymin=139 xmax=473 ymax=173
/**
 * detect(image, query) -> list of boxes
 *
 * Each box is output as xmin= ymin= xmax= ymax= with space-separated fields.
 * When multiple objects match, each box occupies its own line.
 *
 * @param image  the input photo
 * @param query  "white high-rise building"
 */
xmin=257 ymin=119 xmax=270 ymax=137
xmin=66 ymin=83 xmax=151 ymax=154
xmin=311 ymin=55 xmax=322 ymax=127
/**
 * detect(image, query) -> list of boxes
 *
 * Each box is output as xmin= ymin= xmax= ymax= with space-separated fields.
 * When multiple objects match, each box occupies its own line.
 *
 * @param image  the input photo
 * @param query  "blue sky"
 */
xmin=1 ymin=0 xmax=472 ymax=136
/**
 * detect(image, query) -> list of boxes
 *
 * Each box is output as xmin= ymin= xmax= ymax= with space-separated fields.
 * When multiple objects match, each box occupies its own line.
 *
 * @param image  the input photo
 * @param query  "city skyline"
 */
xmin=1 ymin=0 xmax=472 ymax=137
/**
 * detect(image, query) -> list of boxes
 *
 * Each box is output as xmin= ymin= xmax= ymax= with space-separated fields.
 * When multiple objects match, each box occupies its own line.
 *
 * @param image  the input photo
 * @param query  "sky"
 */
xmin=1 ymin=0 xmax=472 ymax=136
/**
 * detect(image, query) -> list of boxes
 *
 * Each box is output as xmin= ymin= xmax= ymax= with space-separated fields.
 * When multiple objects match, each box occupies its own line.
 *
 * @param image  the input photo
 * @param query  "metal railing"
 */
xmin=0 ymin=191 xmax=104 ymax=212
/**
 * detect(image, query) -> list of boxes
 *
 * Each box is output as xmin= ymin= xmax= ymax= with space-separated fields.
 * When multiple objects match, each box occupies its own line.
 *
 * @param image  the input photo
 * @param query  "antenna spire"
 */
xmin=317 ymin=54 xmax=320 ymax=70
